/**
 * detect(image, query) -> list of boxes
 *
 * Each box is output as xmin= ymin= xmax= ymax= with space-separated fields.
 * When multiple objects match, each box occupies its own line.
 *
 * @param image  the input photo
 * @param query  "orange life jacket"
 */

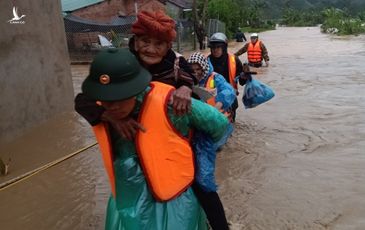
xmin=227 ymin=54 xmax=237 ymax=90
xmin=205 ymin=73 xmax=232 ymax=121
xmin=247 ymin=40 xmax=262 ymax=63
xmin=92 ymin=123 xmax=116 ymax=197
xmin=136 ymin=82 xmax=195 ymax=201
xmin=205 ymin=73 xmax=217 ymax=107
xmin=92 ymin=82 xmax=195 ymax=201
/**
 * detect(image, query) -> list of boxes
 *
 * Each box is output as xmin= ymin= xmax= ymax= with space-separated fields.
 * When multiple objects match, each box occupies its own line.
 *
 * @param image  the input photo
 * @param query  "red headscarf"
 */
xmin=131 ymin=10 xmax=176 ymax=42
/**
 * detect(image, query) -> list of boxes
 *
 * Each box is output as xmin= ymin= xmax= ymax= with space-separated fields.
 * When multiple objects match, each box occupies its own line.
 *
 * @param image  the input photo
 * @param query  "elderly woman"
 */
xmin=188 ymin=52 xmax=235 ymax=116
xmin=81 ymin=48 xmax=230 ymax=229
xmin=75 ymin=10 xmax=196 ymax=140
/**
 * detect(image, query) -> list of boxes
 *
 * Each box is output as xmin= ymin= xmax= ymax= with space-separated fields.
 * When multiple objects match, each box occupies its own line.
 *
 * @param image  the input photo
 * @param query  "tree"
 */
xmin=207 ymin=0 xmax=241 ymax=37
xmin=193 ymin=0 xmax=209 ymax=50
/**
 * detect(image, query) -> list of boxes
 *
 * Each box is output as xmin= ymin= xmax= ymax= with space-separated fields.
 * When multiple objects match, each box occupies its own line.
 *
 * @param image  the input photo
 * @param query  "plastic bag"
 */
xmin=242 ymin=78 xmax=275 ymax=109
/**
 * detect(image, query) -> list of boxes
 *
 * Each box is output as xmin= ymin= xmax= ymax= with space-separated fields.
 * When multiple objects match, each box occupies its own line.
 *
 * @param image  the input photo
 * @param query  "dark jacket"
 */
xmin=235 ymin=31 xmax=247 ymax=42
xmin=208 ymin=53 xmax=246 ymax=86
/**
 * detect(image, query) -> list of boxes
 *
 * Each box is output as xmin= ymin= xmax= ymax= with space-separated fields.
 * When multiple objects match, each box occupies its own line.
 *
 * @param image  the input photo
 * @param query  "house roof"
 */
xmin=166 ymin=0 xmax=192 ymax=9
xmin=61 ymin=0 xmax=104 ymax=12
xmin=64 ymin=14 xmax=135 ymax=32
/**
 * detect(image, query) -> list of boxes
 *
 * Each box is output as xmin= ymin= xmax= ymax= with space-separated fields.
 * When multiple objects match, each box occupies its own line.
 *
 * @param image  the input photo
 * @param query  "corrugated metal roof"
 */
xmin=61 ymin=0 xmax=104 ymax=12
xmin=64 ymin=14 xmax=135 ymax=32
xmin=167 ymin=0 xmax=192 ymax=9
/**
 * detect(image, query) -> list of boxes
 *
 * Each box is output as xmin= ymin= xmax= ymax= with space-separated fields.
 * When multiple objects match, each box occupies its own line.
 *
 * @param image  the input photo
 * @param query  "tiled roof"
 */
xmin=61 ymin=0 xmax=104 ymax=12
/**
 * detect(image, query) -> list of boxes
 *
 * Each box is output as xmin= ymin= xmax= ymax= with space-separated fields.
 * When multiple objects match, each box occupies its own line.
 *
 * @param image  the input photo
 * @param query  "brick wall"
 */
xmin=73 ymin=0 xmax=165 ymax=23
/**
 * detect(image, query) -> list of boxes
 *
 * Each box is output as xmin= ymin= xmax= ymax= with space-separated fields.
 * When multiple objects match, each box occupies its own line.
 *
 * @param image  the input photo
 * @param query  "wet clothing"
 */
xmin=194 ymin=62 xmax=235 ymax=191
xmin=192 ymin=184 xmax=229 ymax=230
xmin=97 ymin=85 xmax=229 ymax=230
xmin=200 ymin=62 xmax=236 ymax=111
xmin=208 ymin=53 xmax=245 ymax=122
xmin=234 ymin=40 xmax=270 ymax=65
xmin=235 ymin=31 xmax=247 ymax=42
xmin=192 ymin=62 xmax=234 ymax=230
xmin=248 ymin=62 xmax=263 ymax=68
xmin=75 ymin=44 xmax=196 ymax=126
xmin=247 ymin=40 xmax=263 ymax=64
xmin=208 ymin=53 xmax=244 ymax=87
xmin=136 ymin=82 xmax=194 ymax=201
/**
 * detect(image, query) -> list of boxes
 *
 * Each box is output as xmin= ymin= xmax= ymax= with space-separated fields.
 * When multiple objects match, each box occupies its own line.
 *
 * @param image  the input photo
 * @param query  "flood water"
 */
xmin=1 ymin=26 xmax=364 ymax=230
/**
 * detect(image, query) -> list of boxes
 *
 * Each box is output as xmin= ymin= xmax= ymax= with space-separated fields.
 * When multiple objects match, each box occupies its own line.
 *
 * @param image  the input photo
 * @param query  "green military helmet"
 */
xmin=82 ymin=48 xmax=151 ymax=101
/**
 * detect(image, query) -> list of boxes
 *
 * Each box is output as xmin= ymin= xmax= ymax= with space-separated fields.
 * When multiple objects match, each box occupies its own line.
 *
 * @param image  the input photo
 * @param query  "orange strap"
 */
xmin=228 ymin=54 xmax=237 ymax=90
xmin=205 ymin=73 xmax=216 ymax=106
xmin=92 ymin=123 xmax=116 ymax=197
xmin=204 ymin=73 xmax=232 ymax=120
xmin=136 ymin=81 xmax=195 ymax=201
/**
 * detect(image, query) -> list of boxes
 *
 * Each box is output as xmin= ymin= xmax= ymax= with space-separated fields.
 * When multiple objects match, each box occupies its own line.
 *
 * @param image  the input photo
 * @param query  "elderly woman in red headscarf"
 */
xmin=75 ymin=11 xmax=196 ymax=140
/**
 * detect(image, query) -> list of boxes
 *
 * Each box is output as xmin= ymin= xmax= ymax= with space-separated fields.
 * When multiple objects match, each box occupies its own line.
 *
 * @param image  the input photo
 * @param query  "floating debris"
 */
xmin=0 ymin=157 xmax=11 ymax=176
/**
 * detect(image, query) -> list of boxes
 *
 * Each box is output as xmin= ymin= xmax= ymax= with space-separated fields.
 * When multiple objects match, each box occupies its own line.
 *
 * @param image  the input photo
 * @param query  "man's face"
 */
xmin=210 ymin=44 xmax=224 ymax=58
xmin=250 ymin=37 xmax=258 ymax=43
xmin=190 ymin=63 xmax=204 ymax=80
xmin=134 ymin=35 xmax=171 ymax=66
xmin=101 ymin=97 xmax=136 ymax=120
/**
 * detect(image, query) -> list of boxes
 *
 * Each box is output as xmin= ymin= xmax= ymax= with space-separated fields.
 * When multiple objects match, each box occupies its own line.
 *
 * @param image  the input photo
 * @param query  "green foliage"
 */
xmin=205 ymin=0 xmax=274 ymax=37
xmin=282 ymin=8 xmax=323 ymax=26
xmin=270 ymin=0 xmax=365 ymax=18
xmin=198 ymin=0 xmax=365 ymax=36
xmin=357 ymin=10 xmax=365 ymax=21
xmin=207 ymin=0 xmax=241 ymax=37
xmin=320 ymin=8 xmax=365 ymax=35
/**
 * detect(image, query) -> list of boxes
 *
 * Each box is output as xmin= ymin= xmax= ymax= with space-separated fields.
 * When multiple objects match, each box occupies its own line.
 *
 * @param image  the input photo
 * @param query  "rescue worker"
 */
xmin=207 ymin=32 xmax=247 ymax=122
xmin=235 ymin=29 xmax=247 ymax=42
xmin=75 ymin=11 xmax=232 ymax=229
xmin=81 ymin=48 xmax=230 ymax=229
xmin=234 ymin=33 xmax=270 ymax=67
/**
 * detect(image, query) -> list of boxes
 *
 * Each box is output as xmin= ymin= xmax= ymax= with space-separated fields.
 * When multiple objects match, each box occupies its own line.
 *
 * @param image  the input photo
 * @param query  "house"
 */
xmin=164 ymin=0 xmax=192 ymax=20
xmin=62 ymin=0 xmax=167 ymax=22
xmin=61 ymin=0 xmax=192 ymax=58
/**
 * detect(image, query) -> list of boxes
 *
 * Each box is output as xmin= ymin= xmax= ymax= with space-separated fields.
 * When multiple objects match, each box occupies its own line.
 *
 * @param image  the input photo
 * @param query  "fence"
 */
xmin=206 ymin=19 xmax=226 ymax=37
xmin=63 ymin=14 xmax=225 ymax=62
xmin=64 ymin=14 xmax=134 ymax=62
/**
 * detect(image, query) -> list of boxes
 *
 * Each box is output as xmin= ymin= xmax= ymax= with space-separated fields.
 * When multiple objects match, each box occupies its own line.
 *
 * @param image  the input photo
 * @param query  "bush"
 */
xmin=321 ymin=8 xmax=365 ymax=35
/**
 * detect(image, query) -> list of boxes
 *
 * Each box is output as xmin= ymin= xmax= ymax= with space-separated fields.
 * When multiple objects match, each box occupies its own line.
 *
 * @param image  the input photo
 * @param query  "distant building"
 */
xmin=61 ymin=0 xmax=192 ymax=58
xmin=164 ymin=0 xmax=192 ymax=20
xmin=61 ymin=0 xmax=166 ymax=23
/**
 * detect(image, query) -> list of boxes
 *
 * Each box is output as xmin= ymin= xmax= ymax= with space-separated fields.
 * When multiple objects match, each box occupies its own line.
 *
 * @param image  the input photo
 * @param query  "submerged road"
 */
xmin=0 ymin=26 xmax=364 ymax=230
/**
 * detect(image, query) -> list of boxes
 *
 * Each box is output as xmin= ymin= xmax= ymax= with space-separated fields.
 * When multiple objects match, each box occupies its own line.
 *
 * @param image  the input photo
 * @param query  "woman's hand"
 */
xmin=101 ymin=112 xmax=146 ymax=140
xmin=170 ymin=85 xmax=192 ymax=116
xmin=214 ymin=102 xmax=223 ymax=110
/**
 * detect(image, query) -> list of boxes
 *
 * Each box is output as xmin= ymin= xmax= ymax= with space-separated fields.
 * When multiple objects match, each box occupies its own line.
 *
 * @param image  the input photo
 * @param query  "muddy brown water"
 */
xmin=0 ymin=26 xmax=364 ymax=230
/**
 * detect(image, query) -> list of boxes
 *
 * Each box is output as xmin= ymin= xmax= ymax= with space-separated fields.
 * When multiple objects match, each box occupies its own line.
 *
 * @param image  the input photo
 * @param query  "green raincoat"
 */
xmin=104 ymin=87 xmax=229 ymax=230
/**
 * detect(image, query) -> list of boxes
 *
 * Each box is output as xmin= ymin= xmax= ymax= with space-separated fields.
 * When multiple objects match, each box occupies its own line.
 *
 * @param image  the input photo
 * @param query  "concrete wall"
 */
xmin=0 ymin=0 xmax=74 ymax=143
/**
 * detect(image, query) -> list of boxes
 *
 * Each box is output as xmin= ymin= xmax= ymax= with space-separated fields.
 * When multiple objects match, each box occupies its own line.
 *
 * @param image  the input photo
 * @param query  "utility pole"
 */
xmin=193 ymin=0 xmax=209 ymax=50
xmin=134 ymin=0 xmax=138 ymax=15
xmin=192 ymin=0 xmax=197 ymax=50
